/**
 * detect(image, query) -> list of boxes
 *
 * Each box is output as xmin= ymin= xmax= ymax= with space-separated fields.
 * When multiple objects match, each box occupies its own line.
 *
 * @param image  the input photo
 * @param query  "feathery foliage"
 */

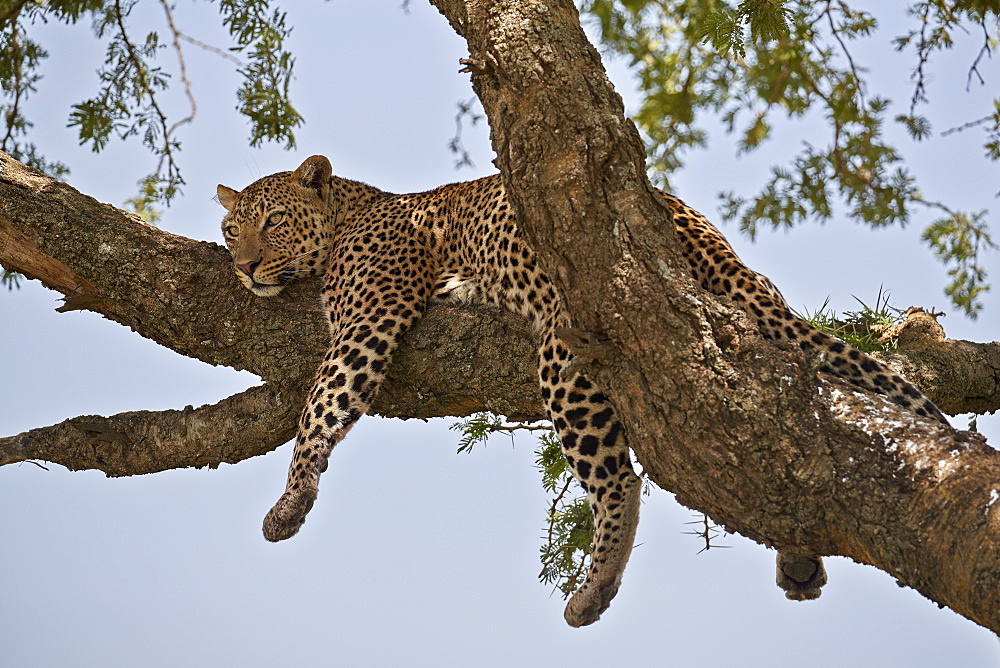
xmin=581 ymin=0 xmax=997 ymax=316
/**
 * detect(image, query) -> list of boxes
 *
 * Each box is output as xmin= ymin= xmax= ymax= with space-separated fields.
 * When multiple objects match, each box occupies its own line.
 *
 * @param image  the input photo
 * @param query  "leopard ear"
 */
xmin=217 ymin=184 xmax=239 ymax=211
xmin=293 ymin=155 xmax=333 ymax=199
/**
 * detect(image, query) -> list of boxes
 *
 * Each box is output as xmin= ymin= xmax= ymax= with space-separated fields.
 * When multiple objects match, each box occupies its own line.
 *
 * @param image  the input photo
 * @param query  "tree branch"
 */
xmin=876 ymin=308 xmax=1000 ymax=417
xmin=0 ymin=382 xmax=301 ymax=474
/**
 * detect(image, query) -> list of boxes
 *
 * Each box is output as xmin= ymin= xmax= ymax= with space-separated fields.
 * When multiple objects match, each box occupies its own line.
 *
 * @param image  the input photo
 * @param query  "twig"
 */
xmin=825 ymin=1 xmax=867 ymax=110
xmin=448 ymin=98 xmax=481 ymax=169
xmin=158 ymin=0 xmax=197 ymax=139
xmin=908 ymin=4 xmax=932 ymax=116
xmin=912 ymin=195 xmax=960 ymax=219
xmin=941 ymin=115 xmax=992 ymax=137
xmin=112 ymin=0 xmax=182 ymax=189
xmin=494 ymin=422 xmax=551 ymax=432
xmin=966 ymin=18 xmax=992 ymax=91
xmin=177 ymin=32 xmax=244 ymax=66
xmin=540 ymin=478 xmax=575 ymax=569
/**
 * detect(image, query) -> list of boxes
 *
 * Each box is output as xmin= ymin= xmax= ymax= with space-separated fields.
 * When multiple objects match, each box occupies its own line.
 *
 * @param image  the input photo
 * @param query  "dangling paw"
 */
xmin=776 ymin=551 xmax=827 ymax=600
xmin=263 ymin=491 xmax=316 ymax=542
xmin=563 ymin=579 xmax=620 ymax=628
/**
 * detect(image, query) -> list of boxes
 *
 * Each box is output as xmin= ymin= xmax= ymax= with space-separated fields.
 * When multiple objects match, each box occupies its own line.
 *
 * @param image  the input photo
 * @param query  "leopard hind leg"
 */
xmin=538 ymin=330 xmax=642 ymax=627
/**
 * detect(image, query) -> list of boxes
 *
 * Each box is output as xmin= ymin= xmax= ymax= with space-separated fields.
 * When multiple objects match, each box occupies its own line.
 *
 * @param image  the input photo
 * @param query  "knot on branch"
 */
xmin=458 ymin=57 xmax=492 ymax=75
xmin=72 ymin=420 xmax=132 ymax=446
xmin=892 ymin=307 xmax=948 ymax=350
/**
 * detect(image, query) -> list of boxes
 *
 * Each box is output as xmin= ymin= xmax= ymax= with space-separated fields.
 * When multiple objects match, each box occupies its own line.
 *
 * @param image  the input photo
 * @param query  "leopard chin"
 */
xmin=235 ymin=271 xmax=286 ymax=297
xmin=249 ymin=282 xmax=286 ymax=297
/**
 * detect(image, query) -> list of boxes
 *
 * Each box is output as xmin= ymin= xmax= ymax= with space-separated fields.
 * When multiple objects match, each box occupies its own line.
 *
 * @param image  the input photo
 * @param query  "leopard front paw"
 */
xmin=262 ymin=491 xmax=316 ymax=542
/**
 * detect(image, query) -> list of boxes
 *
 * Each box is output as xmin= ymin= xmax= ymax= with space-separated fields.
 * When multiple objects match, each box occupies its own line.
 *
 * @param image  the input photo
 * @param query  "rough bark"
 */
xmin=1 ymin=0 xmax=999 ymax=634
xmin=429 ymin=0 xmax=1000 ymax=634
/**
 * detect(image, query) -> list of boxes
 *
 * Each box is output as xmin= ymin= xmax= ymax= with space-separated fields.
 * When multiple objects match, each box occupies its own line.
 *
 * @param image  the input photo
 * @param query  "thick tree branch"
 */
xmin=430 ymin=0 xmax=1000 ymax=633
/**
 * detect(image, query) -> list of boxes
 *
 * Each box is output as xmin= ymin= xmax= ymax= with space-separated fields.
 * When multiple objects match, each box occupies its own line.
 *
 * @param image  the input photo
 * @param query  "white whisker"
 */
xmin=286 ymin=245 xmax=330 ymax=268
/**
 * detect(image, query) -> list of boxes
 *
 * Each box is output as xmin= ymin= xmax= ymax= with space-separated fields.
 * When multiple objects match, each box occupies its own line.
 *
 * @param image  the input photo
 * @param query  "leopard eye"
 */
xmin=224 ymin=224 xmax=239 ymax=238
xmin=263 ymin=212 xmax=285 ymax=230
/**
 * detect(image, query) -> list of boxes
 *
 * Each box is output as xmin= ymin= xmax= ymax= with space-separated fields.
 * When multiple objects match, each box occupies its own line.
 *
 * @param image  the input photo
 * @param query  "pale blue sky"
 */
xmin=2 ymin=2 xmax=998 ymax=666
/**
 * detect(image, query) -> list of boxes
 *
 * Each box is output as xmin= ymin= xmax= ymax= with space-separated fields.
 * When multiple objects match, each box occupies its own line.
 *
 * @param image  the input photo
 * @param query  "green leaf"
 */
xmin=449 ymin=412 xmax=505 ymax=454
xmin=896 ymin=113 xmax=932 ymax=140
xmin=699 ymin=10 xmax=747 ymax=58
xmin=2 ymin=269 xmax=22 ymax=290
xmin=921 ymin=210 xmax=996 ymax=317
xmin=219 ymin=1 xmax=303 ymax=148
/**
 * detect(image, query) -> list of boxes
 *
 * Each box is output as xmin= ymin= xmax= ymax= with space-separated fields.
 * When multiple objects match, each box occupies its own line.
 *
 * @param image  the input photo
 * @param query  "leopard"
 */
xmin=217 ymin=155 xmax=949 ymax=627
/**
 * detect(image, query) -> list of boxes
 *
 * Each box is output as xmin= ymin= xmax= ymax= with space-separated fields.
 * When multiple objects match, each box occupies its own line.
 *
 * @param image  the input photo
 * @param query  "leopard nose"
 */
xmin=236 ymin=260 xmax=261 ymax=277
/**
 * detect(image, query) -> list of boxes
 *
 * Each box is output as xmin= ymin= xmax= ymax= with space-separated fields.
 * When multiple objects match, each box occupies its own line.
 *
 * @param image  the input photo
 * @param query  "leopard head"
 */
xmin=217 ymin=155 xmax=335 ymax=297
